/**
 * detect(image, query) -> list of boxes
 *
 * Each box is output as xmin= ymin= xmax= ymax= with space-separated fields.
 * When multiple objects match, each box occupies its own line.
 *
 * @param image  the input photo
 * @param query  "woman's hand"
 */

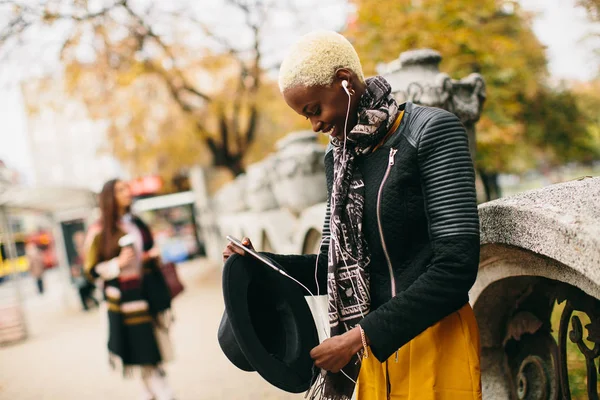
xmin=222 ymin=237 xmax=254 ymax=262
xmin=143 ymin=246 xmax=160 ymax=262
xmin=310 ymin=327 xmax=365 ymax=373
xmin=118 ymin=247 xmax=135 ymax=268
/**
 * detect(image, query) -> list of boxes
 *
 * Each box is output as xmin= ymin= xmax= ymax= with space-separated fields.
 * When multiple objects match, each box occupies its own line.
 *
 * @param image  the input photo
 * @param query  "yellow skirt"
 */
xmin=356 ymin=304 xmax=482 ymax=400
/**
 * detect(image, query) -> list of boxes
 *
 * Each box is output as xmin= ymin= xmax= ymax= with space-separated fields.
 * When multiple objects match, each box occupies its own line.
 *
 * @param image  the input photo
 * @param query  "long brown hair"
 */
xmin=98 ymin=179 xmax=125 ymax=260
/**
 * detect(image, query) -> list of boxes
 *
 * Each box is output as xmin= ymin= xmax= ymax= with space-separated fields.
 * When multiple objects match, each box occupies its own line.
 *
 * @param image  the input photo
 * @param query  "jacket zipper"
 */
xmin=376 ymin=148 xmax=398 ymax=298
xmin=378 ymin=148 xmax=400 ymax=378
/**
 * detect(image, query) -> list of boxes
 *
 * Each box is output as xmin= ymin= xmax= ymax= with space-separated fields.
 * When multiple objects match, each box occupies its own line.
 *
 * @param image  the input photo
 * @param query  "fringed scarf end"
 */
xmin=305 ymin=370 xmax=325 ymax=399
xmin=305 ymin=369 xmax=354 ymax=400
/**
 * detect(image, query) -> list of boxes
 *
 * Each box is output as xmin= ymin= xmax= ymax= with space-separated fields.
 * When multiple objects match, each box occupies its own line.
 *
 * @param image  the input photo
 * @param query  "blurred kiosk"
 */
xmin=0 ymin=186 xmax=96 ymax=345
xmin=131 ymin=191 xmax=204 ymax=264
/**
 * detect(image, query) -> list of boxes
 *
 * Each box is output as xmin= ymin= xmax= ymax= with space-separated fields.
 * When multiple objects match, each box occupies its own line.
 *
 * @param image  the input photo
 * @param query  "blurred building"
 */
xmin=0 ymin=159 xmax=19 ymax=190
xmin=20 ymin=76 xmax=125 ymax=193
xmin=0 ymin=159 xmax=26 ymax=234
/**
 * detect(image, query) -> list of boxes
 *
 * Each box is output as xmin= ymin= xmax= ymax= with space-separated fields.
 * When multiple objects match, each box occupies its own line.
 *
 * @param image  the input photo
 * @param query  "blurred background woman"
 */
xmin=85 ymin=179 xmax=175 ymax=400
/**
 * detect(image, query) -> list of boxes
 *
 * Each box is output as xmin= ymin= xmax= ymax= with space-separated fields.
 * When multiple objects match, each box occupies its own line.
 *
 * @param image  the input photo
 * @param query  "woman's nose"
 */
xmin=310 ymin=118 xmax=322 ymax=133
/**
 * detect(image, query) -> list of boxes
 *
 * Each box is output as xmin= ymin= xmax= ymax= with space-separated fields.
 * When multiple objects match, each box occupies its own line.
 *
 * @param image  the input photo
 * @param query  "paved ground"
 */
xmin=0 ymin=259 xmax=304 ymax=400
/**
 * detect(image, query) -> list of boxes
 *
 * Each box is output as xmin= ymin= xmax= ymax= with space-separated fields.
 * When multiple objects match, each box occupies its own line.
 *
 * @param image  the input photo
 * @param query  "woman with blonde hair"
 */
xmin=224 ymin=30 xmax=482 ymax=400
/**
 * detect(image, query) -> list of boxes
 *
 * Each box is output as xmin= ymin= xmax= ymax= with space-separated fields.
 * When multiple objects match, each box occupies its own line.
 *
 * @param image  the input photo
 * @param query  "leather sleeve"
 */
xmin=360 ymin=110 xmax=480 ymax=361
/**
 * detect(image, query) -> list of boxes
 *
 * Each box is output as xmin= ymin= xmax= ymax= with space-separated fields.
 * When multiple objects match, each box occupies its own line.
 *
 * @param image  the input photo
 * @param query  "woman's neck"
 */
xmin=354 ymin=80 xmax=367 ymax=99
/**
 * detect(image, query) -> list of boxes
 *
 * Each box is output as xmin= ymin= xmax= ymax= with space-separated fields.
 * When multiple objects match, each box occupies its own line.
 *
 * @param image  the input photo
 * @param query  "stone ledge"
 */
xmin=478 ymin=176 xmax=600 ymax=282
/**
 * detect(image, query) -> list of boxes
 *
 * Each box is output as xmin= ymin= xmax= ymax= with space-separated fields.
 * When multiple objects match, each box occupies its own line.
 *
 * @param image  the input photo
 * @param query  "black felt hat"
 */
xmin=217 ymin=253 xmax=319 ymax=393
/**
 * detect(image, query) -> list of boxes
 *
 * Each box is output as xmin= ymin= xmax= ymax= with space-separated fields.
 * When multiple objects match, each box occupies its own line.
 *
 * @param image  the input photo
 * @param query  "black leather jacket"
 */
xmin=266 ymin=102 xmax=480 ymax=362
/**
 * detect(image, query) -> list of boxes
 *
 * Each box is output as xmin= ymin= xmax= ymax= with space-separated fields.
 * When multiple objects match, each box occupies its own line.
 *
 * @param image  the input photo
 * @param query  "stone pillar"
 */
xmin=377 ymin=49 xmax=487 ymax=201
xmin=271 ymin=131 xmax=327 ymax=214
xmin=189 ymin=166 xmax=222 ymax=263
xmin=245 ymin=156 xmax=279 ymax=212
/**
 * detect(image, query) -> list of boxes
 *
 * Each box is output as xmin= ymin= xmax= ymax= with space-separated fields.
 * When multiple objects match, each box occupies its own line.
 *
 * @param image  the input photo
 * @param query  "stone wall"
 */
xmin=212 ymin=131 xmax=327 ymax=216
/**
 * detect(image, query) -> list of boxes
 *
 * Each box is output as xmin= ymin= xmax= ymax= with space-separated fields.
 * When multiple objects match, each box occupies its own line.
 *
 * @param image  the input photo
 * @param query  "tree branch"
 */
xmin=219 ymin=107 xmax=230 ymax=159
xmin=204 ymin=135 xmax=220 ymax=164
xmin=576 ymin=0 xmax=600 ymax=21
xmin=0 ymin=1 xmax=39 ymax=15
xmin=244 ymin=105 xmax=258 ymax=150
xmin=0 ymin=15 xmax=30 ymax=42
xmin=232 ymin=73 xmax=245 ymax=150
xmin=148 ymin=60 xmax=205 ymax=114
xmin=121 ymin=2 xmax=211 ymax=102
xmin=44 ymin=0 xmax=126 ymax=22
xmin=0 ymin=0 xmax=125 ymax=43
xmin=176 ymin=12 xmax=241 ymax=58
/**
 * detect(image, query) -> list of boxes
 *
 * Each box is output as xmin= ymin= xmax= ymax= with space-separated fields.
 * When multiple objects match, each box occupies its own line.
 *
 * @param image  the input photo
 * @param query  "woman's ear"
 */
xmin=334 ymin=68 xmax=353 ymax=88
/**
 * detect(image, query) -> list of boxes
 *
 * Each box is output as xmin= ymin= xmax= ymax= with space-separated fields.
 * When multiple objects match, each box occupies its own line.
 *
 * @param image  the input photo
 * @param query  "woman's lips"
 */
xmin=323 ymin=125 xmax=337 ymax=137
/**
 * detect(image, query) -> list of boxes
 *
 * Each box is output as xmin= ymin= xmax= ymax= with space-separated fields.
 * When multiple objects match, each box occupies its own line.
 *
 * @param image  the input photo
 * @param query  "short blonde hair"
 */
xmin=278 ymin=30 xmax=365 ymax=92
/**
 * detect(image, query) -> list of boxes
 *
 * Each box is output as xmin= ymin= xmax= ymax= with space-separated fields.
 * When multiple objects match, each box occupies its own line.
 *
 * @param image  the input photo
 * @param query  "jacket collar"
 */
xmin=325 ymin=102 xmax=413 ymax=156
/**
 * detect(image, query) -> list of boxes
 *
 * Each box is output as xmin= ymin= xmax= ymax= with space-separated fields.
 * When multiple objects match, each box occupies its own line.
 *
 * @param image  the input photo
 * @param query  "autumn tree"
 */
xmin=347 ymin=0 xmax=598 ymax=199
xmin=0 ymin=0 xmax=309 ymax=180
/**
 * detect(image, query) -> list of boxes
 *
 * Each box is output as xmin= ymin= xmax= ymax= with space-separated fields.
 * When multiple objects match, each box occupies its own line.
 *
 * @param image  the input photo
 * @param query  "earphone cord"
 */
xmin=306 ymin=87 xmax=359 ymax=385
xmin=315 ymin=85 xmax=352 ymax=304
xmin=342 ymin=84 xmax=352 ymax=161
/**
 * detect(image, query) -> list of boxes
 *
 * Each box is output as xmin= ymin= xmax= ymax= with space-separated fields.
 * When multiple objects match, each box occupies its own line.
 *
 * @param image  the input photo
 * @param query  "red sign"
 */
xmin=129 ymin=176 xmax=163 ymax=196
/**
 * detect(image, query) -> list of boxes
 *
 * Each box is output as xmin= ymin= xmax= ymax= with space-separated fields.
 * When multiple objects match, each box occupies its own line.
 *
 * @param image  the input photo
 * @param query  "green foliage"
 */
xmin=524 ymin=85 xmax=600 ymax=165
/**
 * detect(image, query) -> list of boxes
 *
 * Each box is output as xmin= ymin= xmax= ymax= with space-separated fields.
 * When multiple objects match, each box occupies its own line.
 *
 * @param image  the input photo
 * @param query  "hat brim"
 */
xmin=222 ymin=254 xmax=319 ymax=393
xmin=218 ymin=310 xmax=255 ymax=372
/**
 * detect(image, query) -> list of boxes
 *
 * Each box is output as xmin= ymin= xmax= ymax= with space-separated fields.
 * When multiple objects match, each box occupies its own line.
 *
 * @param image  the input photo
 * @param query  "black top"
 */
xmin=265 ymin=102 xmax=480 ymax=362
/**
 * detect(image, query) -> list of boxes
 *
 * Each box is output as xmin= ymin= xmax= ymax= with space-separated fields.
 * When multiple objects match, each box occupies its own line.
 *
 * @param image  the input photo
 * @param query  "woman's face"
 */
xmin=114 ymin=180 xmax=132 ymax=210
xmin=283 ymin=70 xmax=362 ymax=140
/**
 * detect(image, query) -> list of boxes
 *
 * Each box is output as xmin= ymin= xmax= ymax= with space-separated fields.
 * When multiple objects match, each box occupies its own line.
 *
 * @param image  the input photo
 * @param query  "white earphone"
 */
xmin=339 ymin=79 xmax=352 ymax=155
xmin=341 ymin=79 xmax=351 ymax=96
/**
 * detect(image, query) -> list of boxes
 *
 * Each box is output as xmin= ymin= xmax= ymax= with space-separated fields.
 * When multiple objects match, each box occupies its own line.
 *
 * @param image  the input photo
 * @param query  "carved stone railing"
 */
xmin=556 ymin=285 xmax=600 ymax=400
xmin=213 ymin=131 xmax=327 ymax=215
xmin=245 ymin=155 xmax=278 ymax=212
xmin=271 ymin=131 xmax=327 ymax=214
xmin=473 ymin=177 xmax=600 ymax=400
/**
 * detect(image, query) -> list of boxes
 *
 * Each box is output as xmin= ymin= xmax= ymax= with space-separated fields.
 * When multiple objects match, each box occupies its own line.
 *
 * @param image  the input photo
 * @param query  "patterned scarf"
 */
xmin=308 ymin=76 xmax=399 ymax=400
